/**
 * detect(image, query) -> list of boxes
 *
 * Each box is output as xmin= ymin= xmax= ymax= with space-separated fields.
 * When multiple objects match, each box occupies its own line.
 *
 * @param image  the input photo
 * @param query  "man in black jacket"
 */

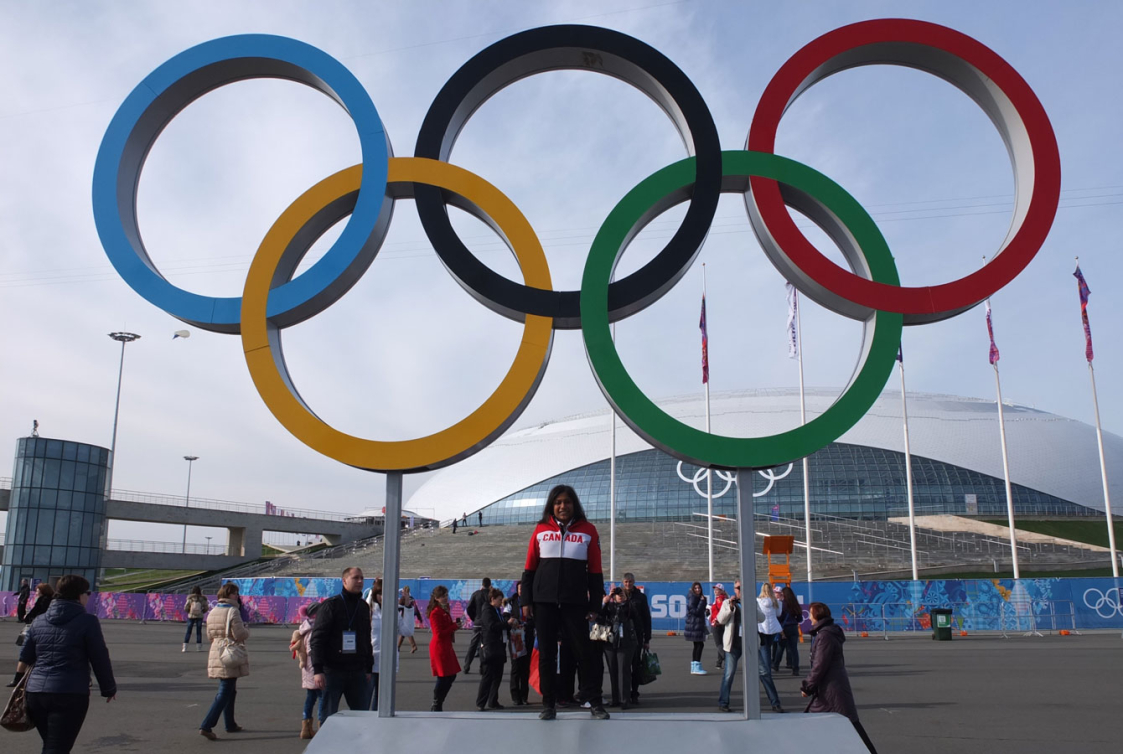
xmin=462 ymin=577 xmax=491 ymax=674
xmin=622 ymin=572 xmax=651 ymax=704
xmin=311 ymin=567 xmax=373 ymax=718
xmin=16 ymin=579 xmax=30 ymax=622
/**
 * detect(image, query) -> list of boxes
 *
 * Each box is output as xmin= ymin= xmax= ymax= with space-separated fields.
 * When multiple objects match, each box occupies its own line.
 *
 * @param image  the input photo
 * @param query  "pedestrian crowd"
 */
xmin=2 ymin=485 xmax=875 ymax=753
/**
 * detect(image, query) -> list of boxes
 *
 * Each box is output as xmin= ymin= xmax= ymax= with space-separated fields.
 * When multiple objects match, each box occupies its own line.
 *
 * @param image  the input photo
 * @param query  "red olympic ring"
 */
xmin=747 ymin=19 xmax=1061 ymax=324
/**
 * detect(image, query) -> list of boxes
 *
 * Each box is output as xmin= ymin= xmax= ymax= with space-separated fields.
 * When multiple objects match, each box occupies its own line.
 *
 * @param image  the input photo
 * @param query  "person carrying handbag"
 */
xmin=9 ymin=575 xmax=116 ymax=751
xmin=199 ymin=583 xmax=249 ymax=740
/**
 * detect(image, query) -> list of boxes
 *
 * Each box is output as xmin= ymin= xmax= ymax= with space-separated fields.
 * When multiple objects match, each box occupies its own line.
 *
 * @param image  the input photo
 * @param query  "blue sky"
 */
xmin=1 ymin=1 xmax=1120 ymax=543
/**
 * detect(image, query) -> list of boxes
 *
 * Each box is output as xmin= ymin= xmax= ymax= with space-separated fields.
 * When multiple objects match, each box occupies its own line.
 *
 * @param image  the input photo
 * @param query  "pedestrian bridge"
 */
xmin=0 ymin=482 xmax=381 ymax=571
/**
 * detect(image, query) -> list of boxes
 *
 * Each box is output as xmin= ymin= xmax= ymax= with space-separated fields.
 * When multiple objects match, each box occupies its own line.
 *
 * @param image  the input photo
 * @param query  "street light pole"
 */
xmin=182 ymin=455 xmax=199 ymax=553
xmin=204 ymin=535 xmax=212 ymax=555
xmin=106 ymin=332 xmax=141 ymax=497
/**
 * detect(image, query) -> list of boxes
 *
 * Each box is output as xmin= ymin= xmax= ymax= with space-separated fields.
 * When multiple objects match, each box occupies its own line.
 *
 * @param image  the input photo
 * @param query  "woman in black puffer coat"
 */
xmin=801 ymin=603 xmax=877 ymax=753
xmin=684 ymin=582 xmax=708 ymax=675
xmin=17 ymin=575 xmax=116 ymax=753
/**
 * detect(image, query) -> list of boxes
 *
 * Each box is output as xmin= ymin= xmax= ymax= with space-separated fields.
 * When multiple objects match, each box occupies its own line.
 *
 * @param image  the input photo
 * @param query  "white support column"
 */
xmin=735 ymin=470 xmax=760 ymax=720
xmin=378 ymin=472 xmax=403 ymax=716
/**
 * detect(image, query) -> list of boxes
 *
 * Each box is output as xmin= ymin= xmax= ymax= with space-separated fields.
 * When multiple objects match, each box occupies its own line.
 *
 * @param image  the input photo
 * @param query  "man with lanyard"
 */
xmin=622 ymin=573 xmax=651 ymax=705
xmin=463 ymin=577 xmax=491 ymax=674
xmin=310 ymin=567 xmax=373 ymax=718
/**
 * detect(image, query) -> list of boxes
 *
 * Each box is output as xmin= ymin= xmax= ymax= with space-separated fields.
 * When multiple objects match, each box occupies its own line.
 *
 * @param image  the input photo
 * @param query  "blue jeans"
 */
xmin=184 ymin=618 xmax=204 ymax=644
xmin=718 ymin=646 xmax=741 ymax=707
xmin=322 ymin=670 xmax=372 ymax=718
xmin=303 ymin=688 xmax=325 ymax=722
xmin=758 ymin=635 xmax=781 ymax=708
xmin=773 ymin=624 xmax=800 ymax=671
xmin=717 ymin=640 xmax=783 ymax=710
xmin=200 ymin=678 xmax=237 ymax=732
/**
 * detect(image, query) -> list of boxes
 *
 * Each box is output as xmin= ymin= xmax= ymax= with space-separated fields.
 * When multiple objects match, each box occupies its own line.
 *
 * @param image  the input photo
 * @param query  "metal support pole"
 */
xmin=610 ymin=324 xmax=617 ymax=582
xmin=899 ymin=360 xmax=919 ymax=581
xmin=993 ymin=364 xmax=1020 ymax=579
xmin=181 ymin=456 xmax=198 ymax=553
xmin=1087 ymin=364 xmax=1119 ymax=578
xmin=735 ymin=470 xmax=760 ymax=720
xmin=704 ymin=266 xmax=713 ymax=582
xmin=795 ymin=289 xmax=811 ymax=589
xmin=378 ymin=472 xmax=403 ymax=717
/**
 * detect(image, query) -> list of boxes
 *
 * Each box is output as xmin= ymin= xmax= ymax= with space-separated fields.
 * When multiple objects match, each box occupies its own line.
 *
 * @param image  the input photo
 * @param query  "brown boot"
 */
xmin=300 ymin=719 xmax=314 ymax=739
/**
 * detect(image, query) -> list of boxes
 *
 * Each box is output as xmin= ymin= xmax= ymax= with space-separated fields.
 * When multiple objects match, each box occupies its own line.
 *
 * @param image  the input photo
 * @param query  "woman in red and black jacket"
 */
xmin=521 ymin=484 xmax=608 ymax=721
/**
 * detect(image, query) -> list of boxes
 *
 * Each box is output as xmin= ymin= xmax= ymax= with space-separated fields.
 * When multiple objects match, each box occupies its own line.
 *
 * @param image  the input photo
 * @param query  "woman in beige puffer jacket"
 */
xmin=199 ymin=584 xmax=249 ymax=739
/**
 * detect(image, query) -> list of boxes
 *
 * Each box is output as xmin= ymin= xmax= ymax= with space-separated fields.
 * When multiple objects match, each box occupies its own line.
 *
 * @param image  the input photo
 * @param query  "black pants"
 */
xmin=433 ymin=675 xmax=455 ymax=705
xmin=604 ymin=642 xmax=636 ymax=705
xmin=692 ymin=641 xmax=704 ymax=662
xmin=475 ymin=656 xmax=504 ymax=708
xmin=534 ymin=602 xmax=603 ymax=709
xmin=557 ymin=640 xmax=577 ymax=701
xmin=629 ymin=644 xmax=643 ymax=701
xmin=464 ymin=627 xmax=482 ymax=670
xmin=26 ymin=692 xmax=89 ymax=754
xmin=510 ymin=626 xmax=533 ymax=702
xmin=712 ymin=623 xmax=726 ymax=666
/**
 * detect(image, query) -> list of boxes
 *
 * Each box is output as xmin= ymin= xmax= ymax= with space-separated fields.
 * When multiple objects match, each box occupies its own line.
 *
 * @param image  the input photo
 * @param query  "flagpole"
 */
xmin=610 ymin=320 xmax=617 ymax=583
xmin=1075 ymin=258 xmax=1118 ymax=578
xmin=703 ymin=264 xmax=714 ymax=583
xmin=987 ymin=296 xmax=1020 ymax=580
xmin=795 ymin=288 xmax=812 ymax=585
xmin=1087 ymin=361 xmax=1119 ymax=578
xmin=898 ymin=351 xmax=919 ymax=581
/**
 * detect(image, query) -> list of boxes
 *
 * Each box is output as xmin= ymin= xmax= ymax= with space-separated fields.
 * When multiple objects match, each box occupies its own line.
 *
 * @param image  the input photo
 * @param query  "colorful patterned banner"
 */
xmin=4 ymin=576 xmax=1120 ymax=630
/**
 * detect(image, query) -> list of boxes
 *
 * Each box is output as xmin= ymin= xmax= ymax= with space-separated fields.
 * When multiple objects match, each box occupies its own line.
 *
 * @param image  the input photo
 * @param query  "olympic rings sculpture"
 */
xmin=93 ymin=21 xmax=1060 ymax=474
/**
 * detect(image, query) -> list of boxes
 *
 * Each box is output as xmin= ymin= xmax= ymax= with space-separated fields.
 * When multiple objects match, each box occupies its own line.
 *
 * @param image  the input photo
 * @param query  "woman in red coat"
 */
xmin=427 ymin=585 xmax=462 ymax=711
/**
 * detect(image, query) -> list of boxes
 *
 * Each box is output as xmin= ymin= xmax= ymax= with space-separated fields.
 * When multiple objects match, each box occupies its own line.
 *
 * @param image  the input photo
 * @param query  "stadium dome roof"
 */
xmin=407 ymin=389 xmax=1123 ymax=522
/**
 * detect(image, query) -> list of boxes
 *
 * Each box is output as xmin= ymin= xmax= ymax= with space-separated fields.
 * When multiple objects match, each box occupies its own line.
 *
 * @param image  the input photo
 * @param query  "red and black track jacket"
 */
xmin=521 ymin=517 xmax=604 ymax=614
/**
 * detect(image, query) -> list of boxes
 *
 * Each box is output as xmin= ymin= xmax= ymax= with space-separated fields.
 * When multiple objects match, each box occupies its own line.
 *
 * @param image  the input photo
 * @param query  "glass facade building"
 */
xmin=1 ymin=437 xmax=110 ymax=591
xmin=479 ymin=442 xmax=1091 ymax=527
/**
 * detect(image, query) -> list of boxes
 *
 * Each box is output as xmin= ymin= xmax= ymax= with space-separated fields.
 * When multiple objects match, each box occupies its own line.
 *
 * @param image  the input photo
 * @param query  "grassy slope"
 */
xmin=982 ymin=519 xmax=1123 ymax=549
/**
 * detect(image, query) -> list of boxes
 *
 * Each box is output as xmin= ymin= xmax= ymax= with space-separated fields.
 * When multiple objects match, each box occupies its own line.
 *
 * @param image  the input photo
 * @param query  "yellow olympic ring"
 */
xmin=241 ymin=157 xmax=554 ymax=472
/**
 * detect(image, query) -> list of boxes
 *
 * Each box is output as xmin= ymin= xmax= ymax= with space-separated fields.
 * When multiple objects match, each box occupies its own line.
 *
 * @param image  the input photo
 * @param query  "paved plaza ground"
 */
xmin=1 ymin=618 xmax=1119 ymax=753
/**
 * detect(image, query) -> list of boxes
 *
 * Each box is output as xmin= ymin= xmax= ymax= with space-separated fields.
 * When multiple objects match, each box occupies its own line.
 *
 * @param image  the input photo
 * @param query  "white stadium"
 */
xmin=409 ymin=389 xmax=1123 ymax=527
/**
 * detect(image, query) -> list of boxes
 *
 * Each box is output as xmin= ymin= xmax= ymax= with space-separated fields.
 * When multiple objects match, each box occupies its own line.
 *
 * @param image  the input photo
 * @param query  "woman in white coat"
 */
xmin=367 ymin=580 xmax=398 ymax=711
xmin=756 ymin=583 xmax=784 ymax=713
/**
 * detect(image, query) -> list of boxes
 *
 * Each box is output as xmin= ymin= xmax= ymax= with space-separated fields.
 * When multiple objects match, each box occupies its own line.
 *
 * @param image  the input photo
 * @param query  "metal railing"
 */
xmin=105 ymin=538 xmax=224 ymax=555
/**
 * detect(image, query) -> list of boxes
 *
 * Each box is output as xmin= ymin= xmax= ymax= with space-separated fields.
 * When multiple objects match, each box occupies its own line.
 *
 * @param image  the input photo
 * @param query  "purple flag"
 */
xmin=985 ymin=301 xmax=1000 ymax=365
xmin=699 ymin=294 xmax=709 ymax=384
xmin=1073 ymin=265 xmax=1094 ymax=362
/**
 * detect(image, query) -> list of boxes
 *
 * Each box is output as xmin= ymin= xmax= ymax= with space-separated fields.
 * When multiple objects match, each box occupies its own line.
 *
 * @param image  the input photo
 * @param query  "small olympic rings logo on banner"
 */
xmin=93 ymin=21 xmax=1060 ymax=474
xmin=1083 ymin=588 xmax=1123 ymax=619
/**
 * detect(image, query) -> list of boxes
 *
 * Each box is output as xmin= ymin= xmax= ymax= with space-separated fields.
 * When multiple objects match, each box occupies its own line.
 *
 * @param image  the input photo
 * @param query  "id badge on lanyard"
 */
xmin=342 ymin=631 xmax=357 ymax=654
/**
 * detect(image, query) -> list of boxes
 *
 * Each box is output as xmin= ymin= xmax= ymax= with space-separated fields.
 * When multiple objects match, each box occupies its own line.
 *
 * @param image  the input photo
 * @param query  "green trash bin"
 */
xmin=930 ymin=608 xmax=954 ymax=641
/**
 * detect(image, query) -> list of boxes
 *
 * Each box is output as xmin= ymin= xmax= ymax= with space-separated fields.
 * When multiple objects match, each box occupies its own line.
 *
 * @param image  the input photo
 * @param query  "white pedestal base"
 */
xmin=307 ymin=710 xmax=869 ymax=753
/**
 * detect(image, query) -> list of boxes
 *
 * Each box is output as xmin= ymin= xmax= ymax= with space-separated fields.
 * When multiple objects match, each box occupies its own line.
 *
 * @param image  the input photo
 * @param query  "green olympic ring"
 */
xmin=581 ymin=150 xmax=903 ymax=470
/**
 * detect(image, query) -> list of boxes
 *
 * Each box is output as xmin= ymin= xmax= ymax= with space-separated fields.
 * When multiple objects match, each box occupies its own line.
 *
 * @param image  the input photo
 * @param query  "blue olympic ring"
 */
xmin=92 ymin=35 xmax=393 ymax=333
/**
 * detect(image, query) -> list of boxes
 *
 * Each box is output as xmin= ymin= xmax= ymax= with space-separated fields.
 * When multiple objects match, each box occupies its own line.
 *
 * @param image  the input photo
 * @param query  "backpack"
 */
xmin=188 ymin=596 xmax=208 ymax=619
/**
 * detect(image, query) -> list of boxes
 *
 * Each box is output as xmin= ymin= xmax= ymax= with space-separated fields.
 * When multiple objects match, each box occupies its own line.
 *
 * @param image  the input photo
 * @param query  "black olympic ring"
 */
xmin=414 ymin=24 xmax=722 ymax=329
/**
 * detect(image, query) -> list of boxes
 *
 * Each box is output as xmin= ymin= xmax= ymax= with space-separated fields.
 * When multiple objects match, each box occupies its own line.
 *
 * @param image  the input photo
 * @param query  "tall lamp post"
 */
xmin=204 ymin=535 xmax=212 ymax=555
xmin=182 ymin=455 xmax=199 ymax=553
xmin=106 ymin=332 xmax=141 ymax=495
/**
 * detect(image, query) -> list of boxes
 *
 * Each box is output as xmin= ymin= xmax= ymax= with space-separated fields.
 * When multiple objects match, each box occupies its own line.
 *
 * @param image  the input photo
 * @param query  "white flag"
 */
xmin=786 ymin=282 xmax=798 ymax=359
